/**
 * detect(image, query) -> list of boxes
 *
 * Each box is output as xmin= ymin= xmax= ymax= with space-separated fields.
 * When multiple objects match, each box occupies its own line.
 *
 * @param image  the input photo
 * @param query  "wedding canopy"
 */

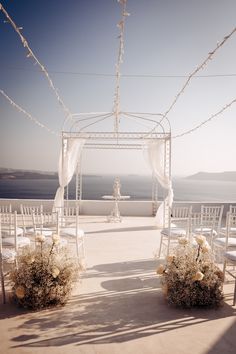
xmin=53 ymin=111 xmax=172 ymax=228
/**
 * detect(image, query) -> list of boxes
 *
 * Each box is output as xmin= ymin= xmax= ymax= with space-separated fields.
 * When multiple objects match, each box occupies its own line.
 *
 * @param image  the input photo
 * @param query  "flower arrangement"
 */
xmin=10 ymin=234 xmax=81 ymax=310
xmin=156 ymin=235 xmax=224 ymax=308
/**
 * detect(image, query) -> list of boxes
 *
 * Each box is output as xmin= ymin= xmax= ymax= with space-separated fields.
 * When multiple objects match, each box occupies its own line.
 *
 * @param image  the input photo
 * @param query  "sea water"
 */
xmin=0 ymin=175 xmax=236 ymax=202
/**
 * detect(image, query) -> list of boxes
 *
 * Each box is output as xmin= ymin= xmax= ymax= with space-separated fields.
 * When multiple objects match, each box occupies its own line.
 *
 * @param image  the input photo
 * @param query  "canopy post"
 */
xmin=152 ymin=174 xmax=158 ymax=216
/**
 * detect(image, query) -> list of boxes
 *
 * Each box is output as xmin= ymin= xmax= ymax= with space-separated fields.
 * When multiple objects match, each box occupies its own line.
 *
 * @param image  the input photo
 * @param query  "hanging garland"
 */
xmin=0 ymin=2 xmax=72 ymax=120
xmin=0 ymin=90 xmax=60 ymax=136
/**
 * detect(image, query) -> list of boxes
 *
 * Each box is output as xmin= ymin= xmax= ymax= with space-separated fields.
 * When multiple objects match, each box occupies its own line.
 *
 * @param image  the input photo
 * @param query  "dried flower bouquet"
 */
xmin=156 ymin=235 xmax=224 ymax=308
xmin=10 ymin=234 xmax=80 ymax=310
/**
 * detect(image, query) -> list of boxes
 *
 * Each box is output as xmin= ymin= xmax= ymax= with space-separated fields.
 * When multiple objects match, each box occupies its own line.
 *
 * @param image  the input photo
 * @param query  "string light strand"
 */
xmin=0 ymin=3 xmax=72 ymax=120
xmin=173 ymin=97 xmax=236 ymax=139
xmin=154 ymin=25 xmax=236 ymax=131
xmin=166 ymin=26 xmax=236 ymax=118
xmin=0 ymin=89 xmax=60 ymax=136
xmin=113 ymin=0 xmax=130 ymax=133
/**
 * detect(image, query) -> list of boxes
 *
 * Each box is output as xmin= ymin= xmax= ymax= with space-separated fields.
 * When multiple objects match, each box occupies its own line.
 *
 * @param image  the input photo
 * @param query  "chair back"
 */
xmin=0 ymin=211 xmax=6 ymax=303
xmin=170 ymin=206 xmax=192 ymax=232
xmin=0 ymin=205 xmax=12 ymax=213
xmin=200 ymin=205 xmax=224 ymax=234
xmin=225 ymin=212 xmax=236 ymax=244
xmin=171 ymin=206 xmax=192 ymax=220
xmin=0 ymin=212 xmax=18 ymax=304
xmin=32 ymin=211 xmax=59 ymax=235
xmin=20 ymin=204 xmax=43 ymax=233
xmin=55 ymin=206 xmax=79 ymax=228
xmin=229 ymin=205 xmax=236 ymax=213
xmin=190 ymin=211 xmax=217 ymax=246
xmin=0 ymin=211 xmax=18 ymax=250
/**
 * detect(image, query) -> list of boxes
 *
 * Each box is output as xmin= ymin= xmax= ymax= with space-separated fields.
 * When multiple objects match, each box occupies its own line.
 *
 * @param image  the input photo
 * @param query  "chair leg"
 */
xmin=0 ymin=262 xmax=6 ymax=304
xmin=233 ymin=279 xmax=236 ymax=306
xmin=223 ymin=259 xmax=227 ymax=282
xmin=166 ymin=236 xmax=171 ymax=257
xmin=81 ymin=238 xmax=85 ymax=260
xmin=158 ymin=234 xmax=163 ymax=258
xmin=76 ymin=237 xmax=80 ymax=259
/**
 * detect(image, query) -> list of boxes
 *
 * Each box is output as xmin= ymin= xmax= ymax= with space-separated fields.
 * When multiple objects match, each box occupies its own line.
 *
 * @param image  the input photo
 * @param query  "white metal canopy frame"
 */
xmin=54 ymin=110 xmax=172 ymax=228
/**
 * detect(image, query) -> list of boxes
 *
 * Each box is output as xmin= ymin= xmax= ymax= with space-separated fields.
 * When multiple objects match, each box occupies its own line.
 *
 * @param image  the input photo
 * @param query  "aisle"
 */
xmin=0 ymin=216 xmax=235 ymax=354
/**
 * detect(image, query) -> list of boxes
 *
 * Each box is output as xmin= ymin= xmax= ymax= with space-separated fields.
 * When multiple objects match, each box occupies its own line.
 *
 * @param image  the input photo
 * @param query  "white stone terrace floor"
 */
xmin=0 ymin=216 xmax=236 ymax=354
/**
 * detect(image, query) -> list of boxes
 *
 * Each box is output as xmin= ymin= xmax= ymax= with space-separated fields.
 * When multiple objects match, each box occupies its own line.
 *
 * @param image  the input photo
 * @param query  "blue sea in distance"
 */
xmin=0 ymin=175 xmax=236 ymax=202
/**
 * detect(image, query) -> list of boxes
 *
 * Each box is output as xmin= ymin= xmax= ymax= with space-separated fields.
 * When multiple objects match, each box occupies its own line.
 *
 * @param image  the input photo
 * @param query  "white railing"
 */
xmin=0 ymin=198 xmax=235 ymax=217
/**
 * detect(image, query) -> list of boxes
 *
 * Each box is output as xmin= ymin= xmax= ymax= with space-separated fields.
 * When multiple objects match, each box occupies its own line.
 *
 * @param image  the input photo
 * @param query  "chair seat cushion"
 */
xmin=220 ymin=227 xmax=236 ymax=234
xmin=161 ymin=227 xmax=187 ymax=237
xmin=2 ymin=227 xmax=24 ymax=237
xmin=2 ymin=249 xmax=16 ymax=263
xmin=214 ymin=237 xmax=236 ymax=247
xmin=2 ymin=237 xmax=31 ymax=247
xmin=193 ymin=227 xmax=217 ymax=236
xmin=60 ymin=228 xmax=84 ymax=238
xmin=225 ymin=250 xmax=236 ymax=262
xmin=28 ymin=228 xmax=53 ymax=237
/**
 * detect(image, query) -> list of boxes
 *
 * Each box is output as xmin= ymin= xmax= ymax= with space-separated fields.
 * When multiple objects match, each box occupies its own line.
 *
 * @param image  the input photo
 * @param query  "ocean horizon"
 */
xmin=0 ymin=175 xmax=236 ymax=202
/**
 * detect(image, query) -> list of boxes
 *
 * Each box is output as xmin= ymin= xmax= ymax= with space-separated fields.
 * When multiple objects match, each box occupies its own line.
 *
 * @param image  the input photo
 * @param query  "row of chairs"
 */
xmin=159 ymin=204 xmax=236 ymax=305
xmin=159 ymin=205 xmax=223 ymax=256
xmin=0 ymin=205 xmax=85 ymax=304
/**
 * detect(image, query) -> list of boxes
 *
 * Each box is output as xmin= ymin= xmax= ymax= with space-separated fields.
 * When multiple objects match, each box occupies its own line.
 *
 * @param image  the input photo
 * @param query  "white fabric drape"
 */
xmin=53 ymin=138 xmax=85 ymax=209
xmin=145 ymin=139 xmax=173 ymax=228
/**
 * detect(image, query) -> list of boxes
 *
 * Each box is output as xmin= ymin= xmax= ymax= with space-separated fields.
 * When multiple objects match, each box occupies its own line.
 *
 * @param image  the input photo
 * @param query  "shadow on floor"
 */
xmin=85 ymin=225 xmax=158 ymax=235
xmin=2 ymin=258 xmax=235 ymax=350
xmin=83 ymin=258 xmax=158 ymax=279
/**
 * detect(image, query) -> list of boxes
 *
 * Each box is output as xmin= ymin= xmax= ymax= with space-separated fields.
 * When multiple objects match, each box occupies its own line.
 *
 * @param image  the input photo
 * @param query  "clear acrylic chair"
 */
xmin=0 ymin=205 xmax=12 ymax=213
xmin=214 ymin=211 xmax=236 ymax=257
xmin=0 ymin=211 xmax=24 ymax=238
xmin=0 ymin=211 xmax=30 ymax=303
xmin=220 ymin=205 xmax=236 ymax=237
xmin=190 ymin=212 xmax=217 ymax=248
xmin=20 ymin=204 xmax=43 ymax=236
xmin=194 ymin=205 xmax=224 ymax=237
xmin=56 ymin=206 xmax=85 ymax=261
xmin=230 ymin=205 xmax=236 ymax=213
xmin=159 ymin=205 xmax=192 ymax=257
xmin=221 ymin=212 xmax=236 ymax=305
xmin=31 ymin=211 xmax=68 ymax=248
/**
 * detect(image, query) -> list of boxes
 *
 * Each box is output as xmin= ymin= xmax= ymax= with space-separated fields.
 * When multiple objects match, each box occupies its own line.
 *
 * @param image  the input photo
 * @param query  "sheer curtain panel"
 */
xmin=53 ymin=138 xmax=85 ymax=209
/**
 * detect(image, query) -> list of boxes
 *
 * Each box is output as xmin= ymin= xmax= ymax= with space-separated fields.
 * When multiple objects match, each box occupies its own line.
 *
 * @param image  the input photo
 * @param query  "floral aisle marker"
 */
xmin=156 ymin=235 xmax=224 ymax=308
xmin=10 ymin=234 xmax=83 ymax=310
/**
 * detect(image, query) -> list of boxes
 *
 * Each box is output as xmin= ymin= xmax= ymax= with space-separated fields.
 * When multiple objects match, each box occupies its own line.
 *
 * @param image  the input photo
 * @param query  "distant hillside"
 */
xmin=0 ymin=168 xmax=57 ymax=180
xmin=0 ymin=168 xmax=99 ymax=180
xmin=187 ymin=171 xmax=236 ymax=181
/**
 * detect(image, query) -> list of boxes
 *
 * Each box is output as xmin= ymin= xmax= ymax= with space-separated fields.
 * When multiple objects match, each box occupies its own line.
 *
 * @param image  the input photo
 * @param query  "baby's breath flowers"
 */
xmin=10 ymin=236 xmax=82 ymax=310
xmin=35 ymin=234 xmax=46 ymax=243
xmin=156 ymin=237 xmax=224 ymax=308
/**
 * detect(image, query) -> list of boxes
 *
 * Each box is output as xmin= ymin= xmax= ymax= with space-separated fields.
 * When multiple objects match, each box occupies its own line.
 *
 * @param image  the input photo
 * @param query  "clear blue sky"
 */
xmin=0 ymin=0 xmax=236 ymax=176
